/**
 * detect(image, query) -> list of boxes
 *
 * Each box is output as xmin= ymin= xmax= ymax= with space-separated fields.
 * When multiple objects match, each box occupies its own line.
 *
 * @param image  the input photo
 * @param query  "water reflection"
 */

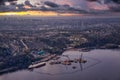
xmin=0 ymin=49 xmax=120 ymax=80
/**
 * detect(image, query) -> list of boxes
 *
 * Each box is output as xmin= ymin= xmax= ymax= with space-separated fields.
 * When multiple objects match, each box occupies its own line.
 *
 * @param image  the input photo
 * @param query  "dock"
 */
xmin=28 ymin=62 xmax=46 ymax=69
xmin=49 ymin=58 xmax=87 ymax=65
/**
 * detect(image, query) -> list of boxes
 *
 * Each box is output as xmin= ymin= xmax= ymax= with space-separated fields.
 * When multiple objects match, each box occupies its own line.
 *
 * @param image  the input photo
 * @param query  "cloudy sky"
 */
xmin=0 ymin=0 xmax=120 ymax=13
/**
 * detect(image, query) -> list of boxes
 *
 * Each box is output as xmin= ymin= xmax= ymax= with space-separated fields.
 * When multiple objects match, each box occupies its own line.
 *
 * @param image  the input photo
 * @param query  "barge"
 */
xmin=28 ymin=62 xmax=46 ymax=69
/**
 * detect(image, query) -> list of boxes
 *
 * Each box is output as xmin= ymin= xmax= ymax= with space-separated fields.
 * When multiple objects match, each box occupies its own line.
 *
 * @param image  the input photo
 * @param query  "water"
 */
xmin=0 ymin=49 xmax=120 ymax=80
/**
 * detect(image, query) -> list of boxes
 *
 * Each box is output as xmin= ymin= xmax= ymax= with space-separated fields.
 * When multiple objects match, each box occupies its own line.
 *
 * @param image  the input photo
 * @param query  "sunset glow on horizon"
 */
xmin=0 ymin=11 xmax=82 ymax=16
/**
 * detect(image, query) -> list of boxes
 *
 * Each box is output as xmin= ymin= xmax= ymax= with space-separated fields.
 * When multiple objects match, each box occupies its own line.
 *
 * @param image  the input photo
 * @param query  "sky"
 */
xmin=0 ymin=0 xmax=120 ymax=15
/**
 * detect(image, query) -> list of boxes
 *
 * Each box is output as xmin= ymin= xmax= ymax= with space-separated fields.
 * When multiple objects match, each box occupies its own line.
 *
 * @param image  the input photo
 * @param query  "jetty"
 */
xmin=28 ymin=62 xmax=46 ymax=69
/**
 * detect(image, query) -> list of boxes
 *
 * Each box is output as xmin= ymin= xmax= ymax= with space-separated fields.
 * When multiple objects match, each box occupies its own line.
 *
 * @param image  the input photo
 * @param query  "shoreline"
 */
xmin=0 ymin=47 xmax=120 ymax=75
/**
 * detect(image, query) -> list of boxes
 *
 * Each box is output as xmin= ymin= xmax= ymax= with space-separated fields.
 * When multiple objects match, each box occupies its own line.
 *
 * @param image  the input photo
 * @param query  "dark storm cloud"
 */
xmin=107 ymin=0 xmax=120 ymax=11
xmin=24 ymin=0 xmax=33 ymax=7
xmin=0 ymin=0 xmax=17 ymax=11
xmin=0 ymin=0 xmax=17 ymax=5
xmin=0 ymin=0 xmax=120 ymax=13
xmin=44 ymin=1 xmax=59 ymax=8
xmin=39 ymin=1 xmax=86 ymax=13
xmin=112 ymin=0 xmax=120 ymax=3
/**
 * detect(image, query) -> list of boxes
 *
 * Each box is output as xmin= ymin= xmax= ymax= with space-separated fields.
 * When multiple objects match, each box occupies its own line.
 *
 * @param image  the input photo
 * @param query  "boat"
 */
xmin=49 ymin=61 xmax=61 ymax=65
xmin=72 ymin=66 xmax=77 ymax=69
xmin=28 ymin=62 xmax=46 ymax=69
xmin=77 ymin=59 xmax=87 ymax=63
xmin=61 ymin=60 xmax=71 ymax=65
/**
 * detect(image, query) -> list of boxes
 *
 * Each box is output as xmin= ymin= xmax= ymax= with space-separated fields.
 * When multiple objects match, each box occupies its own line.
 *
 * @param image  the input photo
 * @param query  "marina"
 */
xmin=0 ymin=49 xmax=120 ymax=80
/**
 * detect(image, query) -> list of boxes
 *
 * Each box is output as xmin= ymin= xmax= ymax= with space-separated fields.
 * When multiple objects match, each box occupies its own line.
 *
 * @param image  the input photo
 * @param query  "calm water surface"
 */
xmin=0 ymin=49 xmax=120 ymax=80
